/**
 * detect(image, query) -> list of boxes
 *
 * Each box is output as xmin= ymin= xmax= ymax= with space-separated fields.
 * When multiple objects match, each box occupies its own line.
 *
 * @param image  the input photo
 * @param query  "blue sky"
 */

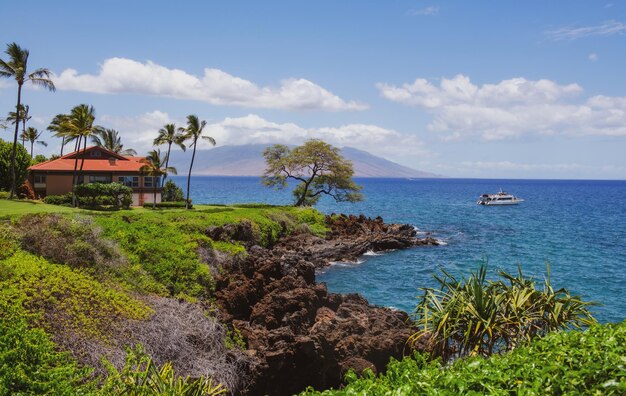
xmin=1 ymin=1 xmax=625 ymax=179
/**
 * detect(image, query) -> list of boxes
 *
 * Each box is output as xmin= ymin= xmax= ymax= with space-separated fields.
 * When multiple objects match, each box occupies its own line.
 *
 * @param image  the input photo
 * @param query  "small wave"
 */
xmin=363 ymin=250 xmax=383 ymax=256
xmin=329 ymin=259 xmax=365 ymax=267
xmin=436 ymin=239 xmax=448 ymax=246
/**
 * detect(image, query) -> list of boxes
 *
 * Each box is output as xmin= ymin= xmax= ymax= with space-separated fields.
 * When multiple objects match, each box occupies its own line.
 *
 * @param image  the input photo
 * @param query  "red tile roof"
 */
xmin=29 ymin=146 xmax=146 ymax=172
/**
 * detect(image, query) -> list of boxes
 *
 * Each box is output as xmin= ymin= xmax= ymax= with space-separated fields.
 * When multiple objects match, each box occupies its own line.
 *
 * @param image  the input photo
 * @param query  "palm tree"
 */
xmin=153 ymin=123 xmax=186 ymax=185
xmin=20 ymin=126 xmax=47 ymax=158
xmin=180 ymin=115 xmax=215 ymax=209
xmin=140 ymin=149 xmax=177 ymax=209
xmin=7 ymin=104 xmax=30 ymax=147
xmin=61 ymin=104 xmax=101 ymax=205
xmin=92 ymin=128 xmax=137 ymax=155
xmin=0 ymin=42 xmax=55 ymax=199
xmin=47 ymin=113 xmax=74 ymax=156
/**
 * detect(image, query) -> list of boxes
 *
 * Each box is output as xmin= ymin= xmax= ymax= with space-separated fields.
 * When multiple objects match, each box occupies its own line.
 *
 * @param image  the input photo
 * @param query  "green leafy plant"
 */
xmin=102 ymin=346 xmax=226 ymax=396
xmin=75 ymin=182 xmax=132 ymax=209
xmin=411 ymin=264 xmax=596 ymax=361
xmin=162 ymin=179 xmax=185 ymax=202
xmin=301 ymin=321 xmax=626 ymax=395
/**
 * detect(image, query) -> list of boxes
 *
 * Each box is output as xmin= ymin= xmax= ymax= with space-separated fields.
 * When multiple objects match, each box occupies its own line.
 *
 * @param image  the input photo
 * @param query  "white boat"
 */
xmin=477 ymin=190 xmax=524 ymax=205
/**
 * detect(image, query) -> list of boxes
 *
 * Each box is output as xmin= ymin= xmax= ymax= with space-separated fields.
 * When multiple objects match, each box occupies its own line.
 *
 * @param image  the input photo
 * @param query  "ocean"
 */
xmin=171 ymin=176 xmax=626 ymax=323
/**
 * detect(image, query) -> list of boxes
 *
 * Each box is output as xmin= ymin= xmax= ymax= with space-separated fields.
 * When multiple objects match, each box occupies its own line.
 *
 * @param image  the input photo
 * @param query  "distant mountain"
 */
xmin=167 ymin=144 xmax=440 ymax=178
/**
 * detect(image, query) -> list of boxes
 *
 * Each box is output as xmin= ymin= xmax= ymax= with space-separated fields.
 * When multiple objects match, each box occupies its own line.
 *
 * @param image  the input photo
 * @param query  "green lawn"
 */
xmin=0 ymin=199 xmax=79 ymax=217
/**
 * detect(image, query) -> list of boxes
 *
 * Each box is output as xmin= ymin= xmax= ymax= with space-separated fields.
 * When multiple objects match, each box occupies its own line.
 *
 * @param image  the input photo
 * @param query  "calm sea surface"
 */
xmin=172 ymin=176 xmax=626 ymax=323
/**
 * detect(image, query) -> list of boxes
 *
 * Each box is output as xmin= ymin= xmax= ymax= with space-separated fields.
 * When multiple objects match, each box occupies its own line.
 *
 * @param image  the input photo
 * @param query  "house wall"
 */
xmin=46 ymin=174 xmax=74 ymax=196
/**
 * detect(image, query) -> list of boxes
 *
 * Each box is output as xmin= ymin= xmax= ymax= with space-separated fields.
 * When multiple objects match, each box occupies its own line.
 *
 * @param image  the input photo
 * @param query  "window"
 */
xmin=89 ymin=175 xmax=111 ymax=183
xmin=118 ymin=176 xmax=139 ymax=188
xmin=34 ymin=175 xmax=46 ymax=184
xmin=144 ymin=176 xmax=161 ymax=188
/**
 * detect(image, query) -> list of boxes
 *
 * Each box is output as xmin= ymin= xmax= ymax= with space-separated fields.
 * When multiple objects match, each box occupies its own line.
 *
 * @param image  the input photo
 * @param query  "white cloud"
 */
xmin=545 ymin=20 xmax=626 ymax=41
xmin=53 ymin=57 xmax=367 ymax=111
xmin=589 ymin=53 xmax=599 ymax=62
xmin=377 ymin=74 xmax=626 ymax=140
xmin=99 ymin=112 xmax=426 ymax=159
xmin=407 ymin=6 xmax=439 ymax=16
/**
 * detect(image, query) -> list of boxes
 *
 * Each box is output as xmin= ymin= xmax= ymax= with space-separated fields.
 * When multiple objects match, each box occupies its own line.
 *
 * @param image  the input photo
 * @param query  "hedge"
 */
xmin=142 ymin=201 xmax=192 ymax=209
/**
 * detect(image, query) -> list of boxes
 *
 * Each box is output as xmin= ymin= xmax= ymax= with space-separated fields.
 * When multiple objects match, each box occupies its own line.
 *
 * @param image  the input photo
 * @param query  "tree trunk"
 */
xmin=163 ymin=141 xmax=172 ymax=185
xmin=30 ymin=141 xmax=34 ymax=158
xmin=186 ymin=139 xmax=197 ymax=210
xmin=153 ymin=184 xmax=157 ymax=210
xmin=8 ymin=84 xmax=22 ymax=199
xmin=60 ymin=136 xmax=66 ymax=156
xmin=71 ymin=135 xmax=82 ymax=207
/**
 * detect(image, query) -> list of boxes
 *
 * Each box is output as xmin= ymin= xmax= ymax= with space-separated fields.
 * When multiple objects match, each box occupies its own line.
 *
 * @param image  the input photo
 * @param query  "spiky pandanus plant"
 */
xmin=20 ymin=126 xmax=47 ymax=158
xmin=140 ymin=149 xmax=177 ymax=209
xmin=179 ymin=115 xmax=215 ymax=209
xmin=91 ymin=128 xmax=137 ymax=155
xmin=411 ymin=264 xmax=596 ymax=362
xmin=153 ymin=123 xmax=186 ymax=184
xmin=0 ymin=43 xmax=55 ymax=198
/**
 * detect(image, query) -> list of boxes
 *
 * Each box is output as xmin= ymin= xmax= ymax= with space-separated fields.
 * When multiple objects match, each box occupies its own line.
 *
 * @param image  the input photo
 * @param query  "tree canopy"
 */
xmin=262 ymin=140 xmax=363 ymax=206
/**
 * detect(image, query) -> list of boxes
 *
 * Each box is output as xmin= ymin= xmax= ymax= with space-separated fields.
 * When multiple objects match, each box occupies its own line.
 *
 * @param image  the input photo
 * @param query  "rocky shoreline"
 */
xmin=210 ymin=214 xmax=438 ymax=395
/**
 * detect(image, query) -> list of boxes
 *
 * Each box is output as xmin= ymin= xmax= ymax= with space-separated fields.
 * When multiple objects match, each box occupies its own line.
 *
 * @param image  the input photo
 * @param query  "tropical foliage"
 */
xmin=162 ymin=179 xmax=185 ymax=202
xmin=153 ymin=123 xmax=186 ymax=184
xmin=411 ymin=265 xmax=596 ymax=361
xmin=0 ymin=139 xmax=29 ymax=192
xmin=20 ymin=126 xmax=47 ymax=157
xmin=74 ymin=182 xmax=133 ymax=209
xmin=301 ymin=321 xmax=626 ymax=395
xmin=102 ymin=346 xmax=226 ymax=396
xmin=0 ymin=42 xmax=55 ymax=198
xmin=263 ymin=139 xmax=363 ymax=206
xmin=140 ymin=149 xmax=176 ymax=209
xmin=91 ymin=128 xmax=137 ymax=155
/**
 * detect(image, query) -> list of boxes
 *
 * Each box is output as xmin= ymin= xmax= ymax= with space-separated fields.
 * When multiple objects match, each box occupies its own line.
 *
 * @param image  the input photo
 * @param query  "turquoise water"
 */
xmin=172 ymin=176 xmax=626 ymax=323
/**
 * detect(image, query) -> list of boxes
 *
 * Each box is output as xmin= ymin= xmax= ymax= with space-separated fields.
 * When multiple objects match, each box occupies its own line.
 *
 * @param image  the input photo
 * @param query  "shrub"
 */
xmin=0 ymin=191 xmax=8 ymax=200
xmin=301 ymin=321 xmax=626 ymax=395
xmin=0 ymin=139 xmax=30 ymax=192
xmin=43 ymin=193 xmax=73 ymax=206
xmin=411 ymin=265 xmax=596 ymax=361
xmin=75 ymin=182 xmax=132 ymax=209
xmin=0 ymin=250 xmax=151 ymax=345
xmin=0 ymin=301 xmax=95 ymax=395
xmin=142 ymin=201 xmax=191 ymax=209
xmin=94 ymin=212 xmax=214 ymax=298
xmin=162 ymin=179 xmax=185 ymax=202
xmin=32 ymin=154 xmax=47 ymax=165
xmin=118 ymin=296 xmax=251 ymax=393
xmin=16 ymin=179 xmax=35 ymax=199
xmin=11 ymin=214 xmax=163 ymax=294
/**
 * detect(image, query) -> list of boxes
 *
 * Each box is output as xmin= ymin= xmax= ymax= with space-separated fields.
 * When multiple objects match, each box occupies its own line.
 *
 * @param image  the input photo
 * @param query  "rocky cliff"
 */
xmin=210 ymin=215 xmax=438 ymax=395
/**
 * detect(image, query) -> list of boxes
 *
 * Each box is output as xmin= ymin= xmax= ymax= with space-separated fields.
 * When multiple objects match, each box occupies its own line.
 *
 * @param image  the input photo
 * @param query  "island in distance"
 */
xmin=167 ymin=144 xmax=441 ymax=178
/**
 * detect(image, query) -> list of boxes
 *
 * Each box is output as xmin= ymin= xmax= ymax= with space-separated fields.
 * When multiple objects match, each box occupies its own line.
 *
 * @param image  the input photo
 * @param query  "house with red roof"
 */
xmin=29 ymin=146 xmax=162 ymax=206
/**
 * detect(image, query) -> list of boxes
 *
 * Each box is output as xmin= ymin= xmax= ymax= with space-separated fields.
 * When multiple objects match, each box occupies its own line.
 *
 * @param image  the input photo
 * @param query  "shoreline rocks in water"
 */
xmin=212 ymin=214 xmax=437 ymax=395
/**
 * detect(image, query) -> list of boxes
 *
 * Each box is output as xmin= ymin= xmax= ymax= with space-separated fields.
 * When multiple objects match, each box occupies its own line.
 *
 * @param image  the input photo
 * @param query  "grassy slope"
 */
xmin=0 ymin=199 xmax=328 ymax=393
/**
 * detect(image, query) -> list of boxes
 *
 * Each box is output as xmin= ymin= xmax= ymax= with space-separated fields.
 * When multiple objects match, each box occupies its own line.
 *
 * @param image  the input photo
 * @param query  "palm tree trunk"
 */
xmin=153 ymin=185 xmax=157 ymax=210
xmin=30 ymin=141 xmax=34 ymax=158
xmin=8 ymin=84 xmax=22 ymax=200
xmin=186 ymin=139 xmax=197 ymax=210
xmin=60 ymin=136 xmax=66 ymax=156
xmin=163 ymin=141 xmax=172 ymax=184
xmin=71 ymin=135 xmax=82 ymax=207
